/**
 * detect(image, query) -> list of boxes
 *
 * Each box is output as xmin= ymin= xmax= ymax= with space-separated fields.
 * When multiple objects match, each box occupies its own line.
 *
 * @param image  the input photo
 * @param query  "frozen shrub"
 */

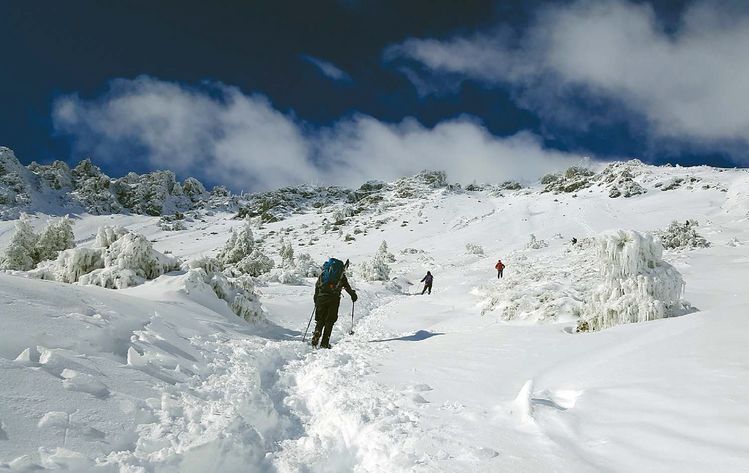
xmin=50 ymin=248 xmax=105 ymax=283
xmin=658 ymin=220 xmax=710 ymax=249
xmin=525 ymin=234 xmax=548 ymax=250
xmin=183 ymin=267 xmax=264 ymax=321
xmin=234 ymin=249 xmax=275 ymax=277
xmin=359 ymin=245 xmax=391 ymax=281
xmin=218 ymin=221 xmax=255 ymax=265
xmin=0 ymin=214 xmax=39 ymax=270
xmin=295 ymin=253 xmax=321 ymax=277
xmin=279 ymin=240 xmax=295 ymax=268
xmin=79 ymin=266 xmax=141 ymax=289
xmin=267 ymin=268 xmax=305 ymax=285
xmin=103 ymin=232 xmax=180 ymax=280
xmin=579 ymin=230 xmax=686 ymax=332
xmin=185 ymin=256 xmax=224 ymax=274
xmin=34 ymin=216 xmax=75 ymax=263
xmin=46 ymin=228 xmax=180 ymax=288
xmin=95 ymin=226 xmax=128 ymax=249
xmin=465 ymin=243 xmax=485 ymax=255
xmin=378 ymin=240 xmax=396 ymax=262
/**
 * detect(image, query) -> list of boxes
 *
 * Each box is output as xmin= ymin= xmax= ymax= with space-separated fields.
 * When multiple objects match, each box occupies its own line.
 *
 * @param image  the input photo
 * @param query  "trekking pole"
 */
xmin=349 ymin=301 xmax=355 ymax=335
xmin=302 ymin=307 xmax=316 ymax=342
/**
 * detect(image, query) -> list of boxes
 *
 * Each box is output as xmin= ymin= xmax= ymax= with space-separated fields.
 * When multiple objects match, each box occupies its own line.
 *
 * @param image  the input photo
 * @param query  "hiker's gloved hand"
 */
xmin=350 ymin=291 xmax=358 ymax=303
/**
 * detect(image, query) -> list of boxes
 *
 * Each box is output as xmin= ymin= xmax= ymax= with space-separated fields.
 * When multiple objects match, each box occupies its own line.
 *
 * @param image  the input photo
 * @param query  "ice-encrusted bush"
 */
xmin=295 ymin=253 xmax=321 ymax=277
xmin=359 ymin=244 xmax=392 ymax=281
xmin=185 ymin=255 xmax=224 ymax=274
xmin=579 ymin=230 xmax=686 ymax=332
xmin=218 ymin=221 xmax=255 ymax=265
xmin=104 ymin=233 xmax=179 ymax=280
xmin=95 ymin=225 xmax=128 ymax=248
xmin=265 ymin=250 xmax=320 ymax=285
xmin=33 ymin=227 xmax=180 ymax=289
xmin=1 ymin=215 xmax=76 ymax=270
xmin=525 ymin=234 xmax=548 ymax=250
xmin=234 ymin=249 xmax=275 ymax=277
xmin=465 ymin=243 xmax=485 ymax=255
xmin=658 ymin=220 xmax=710 ymax=249
xmin=49 ymin=247 xmax=104 ymax=283
xmin=33 ymin=216 xmax=75 ymax=263
xmin=79 ymin=232 xmax=180 ymax=289
xmin=182 ymin=264 xmax=264 ymax=322
xmin=0 ymin=214 xmax=39 ymax=270
xmin=378 ymin=240 xmax=396 ymax=262
xmin=279 ymin=240 xmax=295 ymax=268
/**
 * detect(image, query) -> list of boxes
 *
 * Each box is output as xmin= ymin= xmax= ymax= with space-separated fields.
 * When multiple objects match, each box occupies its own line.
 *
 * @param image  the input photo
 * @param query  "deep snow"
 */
xmin=1 ymin=162 xmax=748 ymax=472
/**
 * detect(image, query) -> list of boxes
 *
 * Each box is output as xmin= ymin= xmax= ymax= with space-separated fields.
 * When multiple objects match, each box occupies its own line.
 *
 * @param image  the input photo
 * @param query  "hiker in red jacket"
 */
xmin=495 ymin=259 xmax=505 ymax=279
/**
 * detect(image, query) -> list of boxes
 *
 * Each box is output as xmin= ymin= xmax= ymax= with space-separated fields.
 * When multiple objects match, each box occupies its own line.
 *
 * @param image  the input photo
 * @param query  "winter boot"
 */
xmin=310 ymin=331 xmax=321 ymax=347
xmin=320 ymin=343 xmax=332 ymax=349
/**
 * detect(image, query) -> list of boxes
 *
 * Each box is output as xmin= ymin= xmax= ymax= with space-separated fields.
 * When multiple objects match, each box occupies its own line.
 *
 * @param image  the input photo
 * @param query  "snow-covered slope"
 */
xmin=1 ymin=158 xmax=748 ymax=472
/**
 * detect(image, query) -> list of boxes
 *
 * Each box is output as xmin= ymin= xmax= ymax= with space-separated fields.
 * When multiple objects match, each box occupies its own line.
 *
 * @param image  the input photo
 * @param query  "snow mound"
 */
xmin=579 ymin=230 xmax=686 ymax=332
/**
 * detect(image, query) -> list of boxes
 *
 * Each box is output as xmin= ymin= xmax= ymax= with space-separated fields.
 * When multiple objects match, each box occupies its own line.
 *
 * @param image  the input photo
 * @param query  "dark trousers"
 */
xmin=421 ymin=283 xmax=432 ymax=295
xmin=313 ymin=299 xmax=339 ymax=347
xmin=497 ymin=269 xmax=503 ymax=279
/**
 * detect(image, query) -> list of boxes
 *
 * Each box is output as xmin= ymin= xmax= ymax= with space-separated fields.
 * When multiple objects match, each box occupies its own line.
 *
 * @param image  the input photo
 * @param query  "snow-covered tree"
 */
xmin=279 ymin=239 xmax=295 ymax=268
xmin=0 ymin=213 xmax=38 ymax=270
xmin=378 ymin=240 xmax=396 ymax=262
xmin=218 ymin=221 xmax=255 ymax=265
xmin=659 ymin=220 xmax=710 ymax=249
xmin=95 ymin=225 xmax=127 ymax=249
xmin=579 ymin=230 xmax=686 ymax=332
xmin=235 ymin=249 xmax=275 ymax=277
xmin=295 ymin=253 xmax=321 ymax=277
xmin=360 ymin=243 xmax=392 ymax=281
xmin=33 ymin=216 xmax=75 ymax=262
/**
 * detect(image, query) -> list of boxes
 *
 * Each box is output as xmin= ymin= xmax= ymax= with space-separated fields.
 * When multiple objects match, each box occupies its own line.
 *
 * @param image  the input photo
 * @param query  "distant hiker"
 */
xmin=495 ymin=259 xmax=505 ymax=279
xmin=420 ymin=271 xmax=434 ymax=295
xmin=571 ymin=237 xmax=578 ymax=246
xmin=311 ymin=258 xmax=357 ymax=349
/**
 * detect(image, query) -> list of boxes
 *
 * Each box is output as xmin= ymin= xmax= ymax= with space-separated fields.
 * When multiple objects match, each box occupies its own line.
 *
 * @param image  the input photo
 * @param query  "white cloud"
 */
xmin=53 ymin=76 xmax=587 ymax=191
xmin=301 ymin=55 xmax=352 ymax=82
xmin=388 ymin=0 xmax=749 ymax=155
xmin=53 ymin=77 xmax=315 ymax=191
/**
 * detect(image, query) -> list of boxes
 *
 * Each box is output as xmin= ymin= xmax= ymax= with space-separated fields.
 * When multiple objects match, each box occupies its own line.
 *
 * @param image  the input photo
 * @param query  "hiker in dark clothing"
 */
xmin=495 ymin=259 xmax=505 ymax=279
xmin=420 ymin=271 xmax=433 ymax=295
xmin=312 ymin=265 xmax=357 ymax=349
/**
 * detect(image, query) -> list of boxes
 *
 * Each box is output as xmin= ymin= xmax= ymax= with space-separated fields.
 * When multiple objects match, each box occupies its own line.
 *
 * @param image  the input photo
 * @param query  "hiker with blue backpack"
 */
xmin=310 ymin=258 xmax=358 ymax=349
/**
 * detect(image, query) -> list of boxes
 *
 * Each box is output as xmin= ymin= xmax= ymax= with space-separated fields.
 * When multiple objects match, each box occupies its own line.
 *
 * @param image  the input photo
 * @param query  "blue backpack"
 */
xmin=320 ymin=258 xmax=346 ymax=287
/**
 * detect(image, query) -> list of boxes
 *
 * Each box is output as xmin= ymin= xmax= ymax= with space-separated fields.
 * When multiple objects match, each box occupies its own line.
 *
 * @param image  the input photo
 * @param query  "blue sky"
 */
xmin=1 ymin=0 xmax=747 ymax=190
